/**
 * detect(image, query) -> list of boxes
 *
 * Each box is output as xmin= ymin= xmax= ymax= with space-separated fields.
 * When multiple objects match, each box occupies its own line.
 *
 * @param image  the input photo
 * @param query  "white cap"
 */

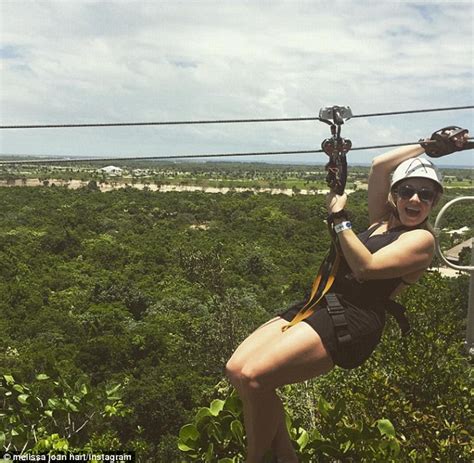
xmin=391 ymin=157 xmax=443 ymax=192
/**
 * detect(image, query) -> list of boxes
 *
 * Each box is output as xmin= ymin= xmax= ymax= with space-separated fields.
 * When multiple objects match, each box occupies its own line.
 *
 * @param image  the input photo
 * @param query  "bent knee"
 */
xmin=225 ymin=357 xmax=244 ymax=387
xmin=225 ymin=358 xmax=266 ymax=392
xmin=239 ymin=364 xmax=268 ymax=391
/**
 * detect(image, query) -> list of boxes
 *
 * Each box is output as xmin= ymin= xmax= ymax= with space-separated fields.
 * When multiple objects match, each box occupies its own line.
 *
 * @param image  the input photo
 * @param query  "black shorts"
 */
xmin=280 ymin=297 xmax=386 ymax=369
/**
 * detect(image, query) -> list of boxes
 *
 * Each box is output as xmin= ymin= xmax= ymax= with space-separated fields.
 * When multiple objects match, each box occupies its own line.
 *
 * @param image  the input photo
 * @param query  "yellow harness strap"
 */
xmin=282 ymin=251 xmax=341 ymax=332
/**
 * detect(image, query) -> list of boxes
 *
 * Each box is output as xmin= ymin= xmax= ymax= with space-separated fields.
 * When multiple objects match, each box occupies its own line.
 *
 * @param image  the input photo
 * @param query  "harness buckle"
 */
xmin=325 ymin=293 xmax=352 ymax=346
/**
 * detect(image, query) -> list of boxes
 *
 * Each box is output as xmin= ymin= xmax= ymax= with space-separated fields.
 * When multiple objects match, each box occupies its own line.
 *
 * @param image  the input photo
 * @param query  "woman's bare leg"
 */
xmin=271 ymin=407 xmax=296 ymax=462
xmin=228 ymin=318 xmax=294 ymax=460
xmin=226 ymin=318 xmax=333 ymax=462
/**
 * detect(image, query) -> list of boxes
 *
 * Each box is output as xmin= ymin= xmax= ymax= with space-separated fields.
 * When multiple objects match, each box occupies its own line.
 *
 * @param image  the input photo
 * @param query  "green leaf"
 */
xmin=36 ymin=374 xmax=50 ymax=381
xmin=17 ymin=394 xmax=29 ymax=404
xmin=333 ymin=397 xmax=346 ymax=422
xmin=0 ymin=431 xmax=5 ymax=447
xmin=223 ymin=395 xmax=242 ymax=415
xmin=177 ymin=441 xmax=197 ymax=453
xmin=210 ymin=399 xmax=225 ymax=416
xmin=47 ymin=398 xmax=60 ymax=409
xmin=205 ymin=442 xmax=214 ymax=463
xmin=284 ymin=411 xmax=293 ymax=435
xmin=179 ymin=424 xmax=199 ymax=443
xmin=107 ymin=395 xmax=121 ymax=402
xmin=12 ymin=384 xmax=24 ymax=393
xmin=65 ymin=399 xmax=79 ymax=412
xmin=44 ymin=410 xmax=54 ymax=418
xmin=318 ymin=396 xmax=332 ymax=419
xmin=309 ymin=428 xmax=324 ymax=442
xmin=296 ymin=428 xmax=309 ymax=451
xmin=315 ymin=442 xmax=341 ymax=457
xmin=208 ymin=421 xmax=224 ymax=444
xmin=106 ymin=383 xmax=121 ymax=396
xmin=195 ymin=407 xmax=213 ymax=424
xmin=218 ymin=459 xmax=234 ymax=463
xmin=3 ymin=375 xmax=15 ymax=385
xmin=230 ymin=419 xmax=244 ymax=445
xmin=377 ymin=419 xmax=396 ymax=438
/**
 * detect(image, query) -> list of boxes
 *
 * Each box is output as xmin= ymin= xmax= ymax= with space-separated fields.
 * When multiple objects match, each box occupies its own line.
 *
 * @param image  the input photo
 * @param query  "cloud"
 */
xmin=0 ymin=45 xmax=24 ymax=59
xmin=0 ymin=0 xmax=472 ymax=166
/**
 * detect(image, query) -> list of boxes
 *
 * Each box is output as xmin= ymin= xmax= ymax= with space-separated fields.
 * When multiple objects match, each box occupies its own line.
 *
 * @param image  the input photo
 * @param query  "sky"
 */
xmin=0 ymin=0 xmax=473 ymax=166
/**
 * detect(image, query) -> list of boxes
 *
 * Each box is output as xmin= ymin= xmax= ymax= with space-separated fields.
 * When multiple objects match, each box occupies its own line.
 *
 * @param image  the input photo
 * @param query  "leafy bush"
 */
xmin=0 ymin=373 xmax=128 ymax=453
xmin=178 ymin=390 xmax=402 ymax=462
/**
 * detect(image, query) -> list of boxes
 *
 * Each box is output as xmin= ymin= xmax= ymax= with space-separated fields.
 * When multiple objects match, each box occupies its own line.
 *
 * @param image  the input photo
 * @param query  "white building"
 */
xmin=98 ymin=166 xmax=123 ymax=176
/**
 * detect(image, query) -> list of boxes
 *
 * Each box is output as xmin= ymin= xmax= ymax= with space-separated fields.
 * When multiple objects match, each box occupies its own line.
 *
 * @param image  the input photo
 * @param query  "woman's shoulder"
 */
xmin=397 ymin=227 xmax=435 ymax=249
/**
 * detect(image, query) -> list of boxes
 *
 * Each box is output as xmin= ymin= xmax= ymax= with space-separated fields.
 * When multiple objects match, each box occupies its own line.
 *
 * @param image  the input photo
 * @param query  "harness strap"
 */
xmin=325 ymin=293 xmax=352 ymax=345
xmin=281 ymin=249 xmax=341 ymax=332
xmin=385 ymin=300 xmax=411 ymax=336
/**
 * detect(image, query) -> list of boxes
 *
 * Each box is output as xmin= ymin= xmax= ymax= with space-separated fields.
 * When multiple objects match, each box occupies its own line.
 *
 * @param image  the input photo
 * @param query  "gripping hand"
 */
xmin=420 ymin=126 xmax=472 ymax=158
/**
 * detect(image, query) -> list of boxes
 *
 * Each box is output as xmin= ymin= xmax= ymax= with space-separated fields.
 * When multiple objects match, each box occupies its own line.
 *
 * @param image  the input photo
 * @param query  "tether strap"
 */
xmin=281 ymin=246 xmax=341 ymax=332
xmin=385 ymin=300 xmax=411 ymax=336
xmin=325 ymin=293 xmax=352 ymax=346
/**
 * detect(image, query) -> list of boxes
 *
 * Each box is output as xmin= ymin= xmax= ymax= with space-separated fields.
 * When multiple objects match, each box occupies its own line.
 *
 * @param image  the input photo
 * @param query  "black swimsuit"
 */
xmin=280 ymin=223 xmax=411 ymax=369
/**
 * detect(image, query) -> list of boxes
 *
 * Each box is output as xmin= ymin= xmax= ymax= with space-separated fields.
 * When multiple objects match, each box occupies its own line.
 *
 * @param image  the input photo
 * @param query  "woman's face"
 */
xmin=394 ymin=178 xmax=438 ymax=226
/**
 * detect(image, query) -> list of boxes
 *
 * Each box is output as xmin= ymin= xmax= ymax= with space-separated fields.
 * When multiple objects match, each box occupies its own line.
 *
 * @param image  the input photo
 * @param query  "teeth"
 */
xmin=405 ymin=207 xmax=420 ymax=217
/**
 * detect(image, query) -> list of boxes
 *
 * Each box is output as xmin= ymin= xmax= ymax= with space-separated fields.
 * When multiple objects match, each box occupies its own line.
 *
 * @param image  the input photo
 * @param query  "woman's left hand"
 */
xmin=326 ymin=192 xmax=347 ymax=214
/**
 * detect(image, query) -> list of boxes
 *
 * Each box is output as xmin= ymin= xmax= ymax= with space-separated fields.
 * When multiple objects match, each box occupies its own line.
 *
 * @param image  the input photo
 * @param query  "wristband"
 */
xmin=334 ymin=221 xmax=352 ymax=234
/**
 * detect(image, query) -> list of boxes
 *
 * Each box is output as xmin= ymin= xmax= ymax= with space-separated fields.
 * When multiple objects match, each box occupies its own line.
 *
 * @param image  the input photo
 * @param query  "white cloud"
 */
xmin=0 ymin=0 xmax=472 ymax=166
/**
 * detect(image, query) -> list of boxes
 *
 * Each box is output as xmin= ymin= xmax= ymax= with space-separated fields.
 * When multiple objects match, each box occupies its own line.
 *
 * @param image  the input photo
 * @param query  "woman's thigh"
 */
xmin=228 ymin=317 xmax=288 ymax=368
xmin=228 ymin=317 xmax=334 ymax=389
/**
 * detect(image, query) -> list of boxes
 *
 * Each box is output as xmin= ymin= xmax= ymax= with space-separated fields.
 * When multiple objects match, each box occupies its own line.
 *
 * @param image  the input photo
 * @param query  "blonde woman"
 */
xmin=226 ymin=129 xmax=470 ymax=463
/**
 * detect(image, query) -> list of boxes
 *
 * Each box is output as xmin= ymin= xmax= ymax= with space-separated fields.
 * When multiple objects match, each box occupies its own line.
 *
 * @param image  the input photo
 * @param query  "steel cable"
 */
xmin=1 ymin=105 xmax=473 ymax=130
xmin=1 ymin=139 xmax=472 ymax=165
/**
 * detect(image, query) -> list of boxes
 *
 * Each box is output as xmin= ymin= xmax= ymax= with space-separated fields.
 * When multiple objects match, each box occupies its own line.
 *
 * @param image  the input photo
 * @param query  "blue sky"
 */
xmin=0 ymin=0 xmax=473 ymax=166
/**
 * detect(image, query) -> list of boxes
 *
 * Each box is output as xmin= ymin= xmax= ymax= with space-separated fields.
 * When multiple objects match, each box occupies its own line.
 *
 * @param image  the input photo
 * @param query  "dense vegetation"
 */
xmin=0 ymin=182 xmax=472 ymax=461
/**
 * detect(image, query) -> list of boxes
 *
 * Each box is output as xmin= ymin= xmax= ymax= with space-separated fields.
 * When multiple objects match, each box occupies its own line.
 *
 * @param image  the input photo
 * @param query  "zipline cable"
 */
xmin=351 ymin=106 xmax=474 ymax=119
xmin=0 ymin=105 xmax=473 ymax=130
xmin=1 ymin=139 xmax=473 ymax=165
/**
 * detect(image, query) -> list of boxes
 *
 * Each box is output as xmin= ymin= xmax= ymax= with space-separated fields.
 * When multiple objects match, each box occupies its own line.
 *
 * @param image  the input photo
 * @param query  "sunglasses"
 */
xmin=397 ymin=184 xmax=436 ymax=203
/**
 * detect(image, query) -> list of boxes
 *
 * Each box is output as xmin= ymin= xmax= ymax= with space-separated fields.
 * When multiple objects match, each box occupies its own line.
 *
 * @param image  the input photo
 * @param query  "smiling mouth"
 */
xmin=405 ymin=207 xmax=421 ymax=218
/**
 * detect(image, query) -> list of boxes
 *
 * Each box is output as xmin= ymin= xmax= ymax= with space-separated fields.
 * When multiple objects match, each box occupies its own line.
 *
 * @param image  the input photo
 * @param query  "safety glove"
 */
xmin=420 ymin=126 xmax=473 ymax=157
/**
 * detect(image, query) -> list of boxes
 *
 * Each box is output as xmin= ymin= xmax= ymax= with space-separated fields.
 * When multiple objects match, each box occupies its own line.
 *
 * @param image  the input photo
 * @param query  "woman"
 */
xmin=226 ymin=133 xmax=469 ymax=463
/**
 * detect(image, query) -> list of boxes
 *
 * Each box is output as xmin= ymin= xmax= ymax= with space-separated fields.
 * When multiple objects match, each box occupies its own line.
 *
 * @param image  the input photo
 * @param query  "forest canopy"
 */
xmin=0 ymin=181 xmax=472 ymax=462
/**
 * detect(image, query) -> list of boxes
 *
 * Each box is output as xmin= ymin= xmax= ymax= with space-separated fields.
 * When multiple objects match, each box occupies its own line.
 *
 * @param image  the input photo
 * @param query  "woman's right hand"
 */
xmin=326 ymin=192 xmax=347 ymax=215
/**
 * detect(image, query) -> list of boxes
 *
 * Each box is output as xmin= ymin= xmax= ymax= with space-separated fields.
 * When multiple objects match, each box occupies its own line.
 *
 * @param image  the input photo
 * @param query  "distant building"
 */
xmin=445 ymin=226 xmax=470 ymax=235
xmin=98 ymin=166 xmax=123 ymax=176
xmin=445 ymin=238 xmax=472 ymax=264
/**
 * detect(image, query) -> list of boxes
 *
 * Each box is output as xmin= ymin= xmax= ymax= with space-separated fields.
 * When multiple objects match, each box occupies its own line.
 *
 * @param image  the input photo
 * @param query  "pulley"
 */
xmin=318 ymin=106 xmax=353 ymax=195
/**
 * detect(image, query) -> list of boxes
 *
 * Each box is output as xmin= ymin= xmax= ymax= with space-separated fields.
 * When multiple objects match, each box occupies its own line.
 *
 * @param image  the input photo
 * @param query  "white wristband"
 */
xmin=334 ymin=221 xmax=352 ymax=234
